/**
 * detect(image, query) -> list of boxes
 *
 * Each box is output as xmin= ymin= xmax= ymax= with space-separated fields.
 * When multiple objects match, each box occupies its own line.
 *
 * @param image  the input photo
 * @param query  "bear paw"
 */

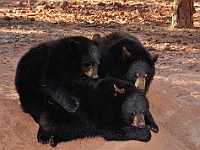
xmin=64 ymin=96 xmax=80 ymax=113
xmin=37 ymin=127 xmax=50 ymax=144
xmin=147 ymin=123 xmax=159 ymax=133
xmin=37 ymin=132 xmax=50 ymax=144
xmin=136 ymin=128 xmax=152 ymax=142
xmin=49 ymin=136 xmax=59 ymax=147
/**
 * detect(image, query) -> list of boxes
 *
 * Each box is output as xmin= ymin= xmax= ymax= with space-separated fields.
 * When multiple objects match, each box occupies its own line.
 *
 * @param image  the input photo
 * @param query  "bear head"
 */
xmin=122 ymin=92 xmax=148 ymax=129
xmin=68 ymin=34 xmax=101 ymax=79
xmin=122 ymin=47 xmax=158 ymax=93
xmin=125 ymin=55 xmax=158 ymax=93
xmin=114 ymin=84 xmax=149 ymax=129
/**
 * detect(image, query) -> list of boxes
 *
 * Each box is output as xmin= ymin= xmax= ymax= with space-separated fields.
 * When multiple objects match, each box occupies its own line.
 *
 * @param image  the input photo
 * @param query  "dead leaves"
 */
xmin=0 ymin=0 xmax=197 ymax=32
xmin=0 ymin=0 xmax=170 ymax=28
xmin=0 ymin=0 xmax=199 ymax=53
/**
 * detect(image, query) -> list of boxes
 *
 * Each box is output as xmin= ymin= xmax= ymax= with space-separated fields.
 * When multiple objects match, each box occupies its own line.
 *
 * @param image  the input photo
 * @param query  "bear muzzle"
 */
xmin=134 ymin=76 xmax=146 ymax=93
xmin=133 ymin=114 xmax=146 ymax=129
xmin=85 ymin=65 xmax=99 ymax=79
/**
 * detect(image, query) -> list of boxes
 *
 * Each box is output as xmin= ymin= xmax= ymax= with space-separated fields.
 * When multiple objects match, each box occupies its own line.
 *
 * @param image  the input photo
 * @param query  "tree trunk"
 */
xmin=28 ymin=0 xmax=32 ymax=10
xmin=171 ymin=0 xmax=194 ymax=28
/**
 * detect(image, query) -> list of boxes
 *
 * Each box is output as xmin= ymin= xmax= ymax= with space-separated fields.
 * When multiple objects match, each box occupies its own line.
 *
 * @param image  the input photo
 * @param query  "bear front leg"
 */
xmin=102 ymin=123 xmax=151 ymax=142
xmin=50 ymin=88 xmax=80 ymax=113
xmin=44 ymin=86 xmax=80 ymax=113
xmin=145 ymin=111 xmax=159 ymax=133
xmin=37 ymin=126 xmax=51 ymax=144
xmin=49 ymin=135 xmax=59 ymax=147
xmin=37 ymin=126 xmax=60 ymax=147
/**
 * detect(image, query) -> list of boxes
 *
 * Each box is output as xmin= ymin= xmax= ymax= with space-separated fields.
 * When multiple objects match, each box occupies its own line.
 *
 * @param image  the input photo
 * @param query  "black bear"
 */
xmin=15 ymin=34 xmax=101 ymax=123
xmin=99 ymin=31 xmax=158 ymax=94
xmin=37 ymin=77 xmax=158 ymax=147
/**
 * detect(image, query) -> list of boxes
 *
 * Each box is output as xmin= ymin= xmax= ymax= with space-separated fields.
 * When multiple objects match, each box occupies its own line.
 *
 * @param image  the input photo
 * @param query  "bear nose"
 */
xmin=92 ymin=75 xmax=99 ymax=79
xmin=138 ymin=122 xmax=146 ymax=129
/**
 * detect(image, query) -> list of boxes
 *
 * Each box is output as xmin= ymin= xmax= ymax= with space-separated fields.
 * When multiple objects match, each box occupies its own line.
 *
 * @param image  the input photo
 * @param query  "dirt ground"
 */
xmin=0 ymin=0 xmax=200 ymax=149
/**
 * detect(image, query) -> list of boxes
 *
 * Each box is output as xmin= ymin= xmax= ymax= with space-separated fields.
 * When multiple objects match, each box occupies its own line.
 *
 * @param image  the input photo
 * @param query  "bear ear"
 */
xmin=151 ymin=54 xmax=159 ymax=63
xmin=113 ymin=84 xmax=125 ymax=96
xmin=122 ymin=47 xmax=132 ymax=60
xmin=68 ymin=39 xmax=81 ymax=52
xmin=91 ymin=34 xmax=101 ymax=43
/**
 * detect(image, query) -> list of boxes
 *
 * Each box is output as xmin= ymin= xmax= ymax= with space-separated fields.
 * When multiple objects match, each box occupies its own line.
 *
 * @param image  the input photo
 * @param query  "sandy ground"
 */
xmin=1 ymin=0 xmax=200 ymax=149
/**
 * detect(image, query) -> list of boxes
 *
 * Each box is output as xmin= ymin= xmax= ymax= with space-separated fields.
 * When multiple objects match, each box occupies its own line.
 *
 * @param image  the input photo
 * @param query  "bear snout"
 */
xmin=91 ymin=74 xmax=99 ymax=79
xmin=138 ymin=122 xmax=146 ymax=129
xmin=85 ymin=65 xmax=99 ymax=79
xmin=133 ymin=114 xmax=146 ymax=129
xmin=134 ymin=77 xmax=146 ymax=92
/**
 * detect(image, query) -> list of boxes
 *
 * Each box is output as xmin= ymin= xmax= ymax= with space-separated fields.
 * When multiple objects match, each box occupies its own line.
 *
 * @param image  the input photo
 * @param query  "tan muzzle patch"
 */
xmin=133 ymin=114 xmax=146 ymax=129
xmin=134 ymin=75 xmax=146 ymax=91
xmin=85 ymin=65 xmax=98 ymax=79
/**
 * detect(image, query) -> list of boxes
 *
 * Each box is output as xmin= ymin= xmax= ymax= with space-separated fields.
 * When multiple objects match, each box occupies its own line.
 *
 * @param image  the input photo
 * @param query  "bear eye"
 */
xmin=83 ymin=63 xmax=91 ymax=66
xmin=141 ymin=110 xmax=145 ymax=114
xmin=144 ymin=74 xmax=148 ymax=78
xmin=134 ymin=74 xmax=139 ymax=78
xmin=130 ymin=112 xmax=136 ymax=117
xmin=94 ymin=62 xmax=100 ymax=66
xmin=89 ymin=62 xmax=97 ymax=66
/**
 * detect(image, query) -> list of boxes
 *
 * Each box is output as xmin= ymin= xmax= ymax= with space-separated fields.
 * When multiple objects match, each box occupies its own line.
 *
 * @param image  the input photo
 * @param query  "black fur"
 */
xmin=37 ymin=77 xmax=158 ymax=147
xmin=99 ymin=31 xmax=158 ymax=94
xmin=15 ymin=35 xmax=101 ymax=122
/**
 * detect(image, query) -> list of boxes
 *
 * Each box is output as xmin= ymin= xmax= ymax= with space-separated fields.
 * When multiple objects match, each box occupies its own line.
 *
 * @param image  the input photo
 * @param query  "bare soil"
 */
xmin=0 ymin=0 xmax=200 ymax=149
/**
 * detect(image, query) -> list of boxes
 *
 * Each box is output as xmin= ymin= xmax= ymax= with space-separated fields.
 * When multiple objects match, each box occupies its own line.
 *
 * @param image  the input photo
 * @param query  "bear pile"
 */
xmin=15 ymin=31 xmax=159 ymax=147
